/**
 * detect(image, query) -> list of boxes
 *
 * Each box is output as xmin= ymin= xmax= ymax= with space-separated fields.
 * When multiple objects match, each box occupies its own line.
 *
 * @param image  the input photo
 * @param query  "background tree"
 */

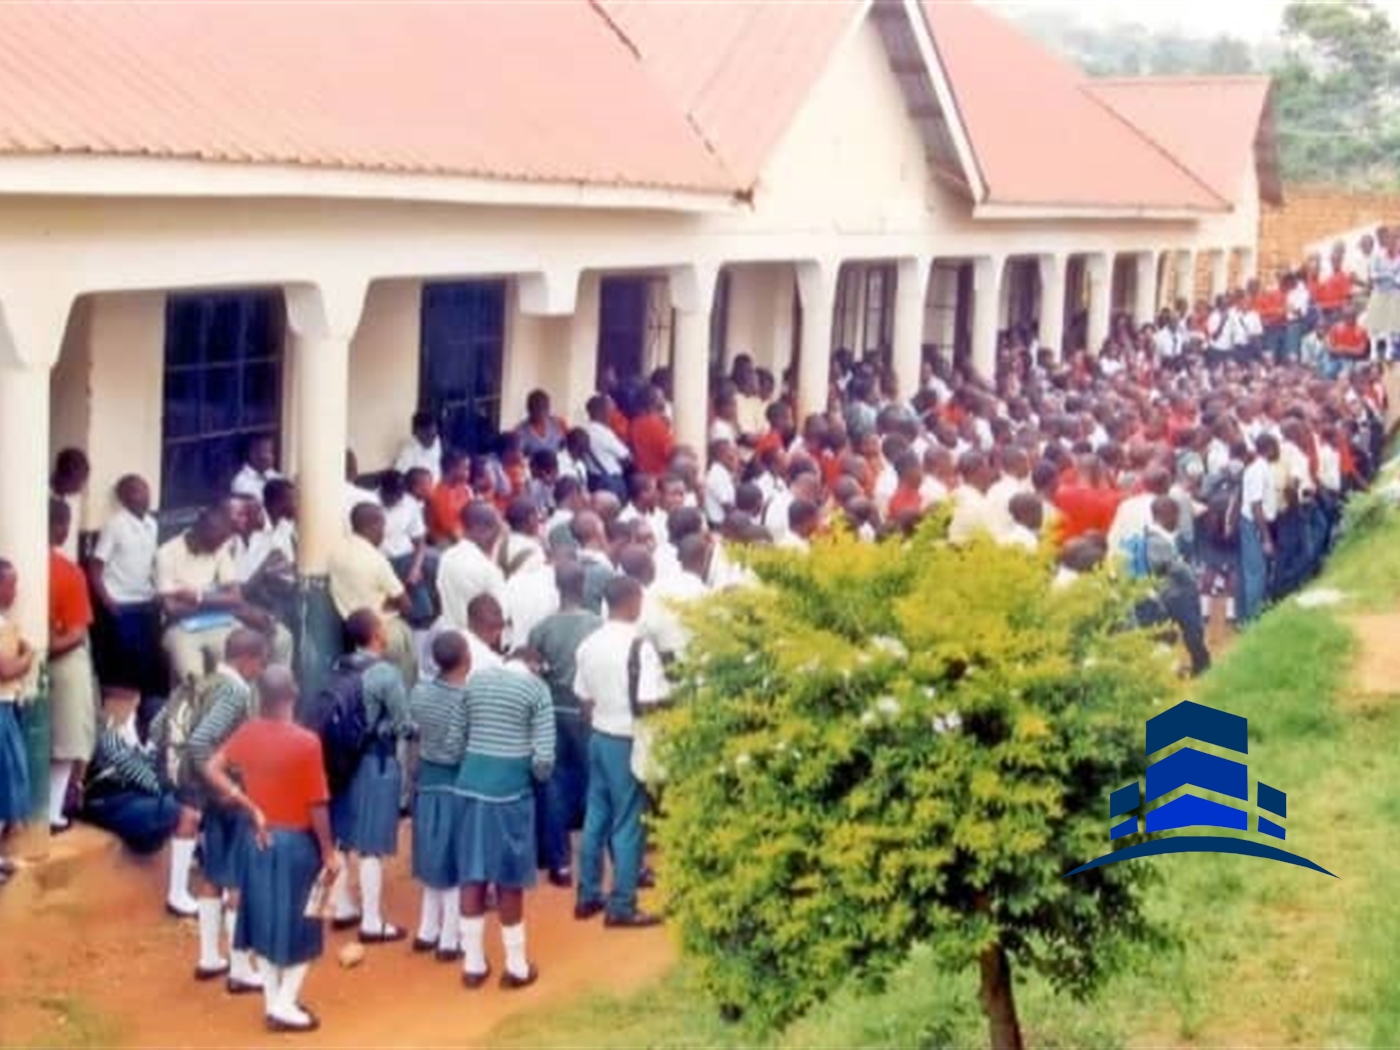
xmin=654 ymin=526 xmax=1179 ymax=1048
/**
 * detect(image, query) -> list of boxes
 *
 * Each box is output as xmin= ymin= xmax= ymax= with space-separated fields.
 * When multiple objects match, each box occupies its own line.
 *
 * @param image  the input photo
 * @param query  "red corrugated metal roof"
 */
xmin=1089 ymin=77 xmax=1279 ymax=206
xmin=920 ymin=0 xmax=1229 ymax=212
xmin=0 ymin=1 xmax=734 ymax=192
xmin=596 ymin=0 xmax=861 ymax=187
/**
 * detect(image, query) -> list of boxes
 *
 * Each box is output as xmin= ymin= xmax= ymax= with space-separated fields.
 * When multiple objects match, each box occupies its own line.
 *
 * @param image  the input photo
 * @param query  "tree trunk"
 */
xmin=978 ymin=942 xmax=1025 ymax=1050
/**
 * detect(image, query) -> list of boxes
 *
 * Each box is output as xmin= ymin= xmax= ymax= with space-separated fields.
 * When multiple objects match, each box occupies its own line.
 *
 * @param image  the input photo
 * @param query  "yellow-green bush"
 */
xmin=654 ymin=523 xmax=1180 ymax=1042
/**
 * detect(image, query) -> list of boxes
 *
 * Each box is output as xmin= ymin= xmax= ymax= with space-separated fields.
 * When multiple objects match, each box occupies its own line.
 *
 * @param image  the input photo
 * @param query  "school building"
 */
xmin=0 ymin=1 xmax=1275 ymax=677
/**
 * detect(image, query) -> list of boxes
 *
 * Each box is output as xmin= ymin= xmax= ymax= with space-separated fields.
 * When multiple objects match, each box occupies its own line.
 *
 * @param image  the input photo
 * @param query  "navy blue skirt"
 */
xmin=331 ymin=750 xmax=401 ymax=857
xmin=455 ymin=795 xmax=537 ymax=890
xmin=199 ymin=804 xmax=250 ymax=891
xmin=236 ymin=829 xmax=324 ymax=967
xmin=412 ymin=762 xmax=461 ymax=890
xmin=0 ymin=703 xmax=30 ymax=824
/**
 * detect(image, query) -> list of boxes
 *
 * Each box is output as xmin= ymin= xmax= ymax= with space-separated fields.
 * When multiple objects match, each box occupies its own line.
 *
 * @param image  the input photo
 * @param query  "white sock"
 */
xmin=331 ymin=858 xmax=357 ymax=920
xmin=1226 ymin=597 xmax=1237 ymax=619
xmin=437 ymin=889 xmax=461 ymax=952
xmin=48 ymin=762 xmax=74 ymax=826
xmin=273 ymin=963 xmax=311 ymax=1025
xmin=226 ymin=907 xmax=261 ymax=986
xmin=256 ymin=956 xmax=282 ymax=1016
xmin=359 ymin=856 xmax=385 ymax=933
xmin=1200 ymin=595 xmax=1211 ymax=618
xmin=461 ymin=915 xmax=486 ymax=975
xmin=196 ymin=897 xmax=226 ymax=971
xmin=501 ymin=921 xmax=529 ymax=980
xmin=167 ymin=838 xmax=197 ymax=909
xmin=416 ymin=887 xmax=442 ymax=944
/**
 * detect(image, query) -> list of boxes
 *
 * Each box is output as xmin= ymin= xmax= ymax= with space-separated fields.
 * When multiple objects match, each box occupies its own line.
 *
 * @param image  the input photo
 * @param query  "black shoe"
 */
xmin=226 ymin=976 xmax=262 ymax=996
xmin=265 ymin=1012 xmax=321 ymax=1034
xmin=49 ymin=821 xmax=72 ymax=836
xmin=358 ymin=923 xmax=407 ymax=945
xmin=547 ymin=867 xmax=573 ymax=889
xmin=462 ymin=965 xmax=492 ymax=990
xmin=573 ymin=900 xmax=605 ymax=921
xmin=330 ymin=914 xmax=362 ymax=932
xmin=194 ymin=962 xmax=230 ymax=982
xmin=499 ymin=964 xmax=539 ymax=990
xmin=411 ymin=937 xmax=436 ymax=954
xmin=604 ymin=910 xmax=663 ymax=929
xmin=435 ymin=946 xmax=464 ymax=963
xmin=638 ymin=866 xmax=656 ymax=889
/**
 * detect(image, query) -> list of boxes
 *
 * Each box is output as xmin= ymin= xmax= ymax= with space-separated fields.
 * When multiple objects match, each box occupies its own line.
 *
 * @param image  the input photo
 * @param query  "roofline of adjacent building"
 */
xmin=0 ymin=154 xmax=742 ymax=213
xmin=972 ymin=201 xmax=1229 ymax=221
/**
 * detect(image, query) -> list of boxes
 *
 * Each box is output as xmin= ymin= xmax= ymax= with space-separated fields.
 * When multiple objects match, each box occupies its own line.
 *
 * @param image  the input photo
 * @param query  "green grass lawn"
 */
xmin=490 ymin=508 xmax=1400 ymax=1049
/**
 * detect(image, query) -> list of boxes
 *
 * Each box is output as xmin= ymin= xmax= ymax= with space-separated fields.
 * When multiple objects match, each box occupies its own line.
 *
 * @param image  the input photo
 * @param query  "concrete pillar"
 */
xmin=566 ymin=273 xmax=601 ymax=420
xmin=668 ymin=264 xmax=718 ymax=455
xmin=1209 ymin=249 xmax=1229 ymax=299
xmin=891 ymin=256 xmax=930 ymax=401
xmin=1085 ymin=253 xmax=1112 ymax=354
xmin=285 ymin=281 xmax=365 ymax=694
xmin=1174 ymin=250 xmax=1197 ymax=307
xmin=0 ymin=293 xmax=69 ymax=831
xmin=1133 ymin=251 xmax=1158 ymax=325
xmin=795 ymin=261 xmax=836 ymax=419
xmin=971 ymin=256 xmax=1004 ymax=379
xmin=1036 ymin=253 xmax=1067 ymax=360
xmin=1238 ymin=247 xmax=1258 ymax=284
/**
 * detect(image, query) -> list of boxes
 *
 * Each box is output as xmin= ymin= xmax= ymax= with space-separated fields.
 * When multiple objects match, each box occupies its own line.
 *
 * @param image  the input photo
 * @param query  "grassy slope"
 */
xmin=490 ymin=511 xmax=1400 ymax=1050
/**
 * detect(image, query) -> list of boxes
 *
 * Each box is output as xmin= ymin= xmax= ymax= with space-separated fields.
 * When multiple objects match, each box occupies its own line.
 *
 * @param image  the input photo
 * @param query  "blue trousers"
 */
xmin=578 ymin=732 xmax=645 ymax=919
xmin=535 ymin=711 xmax=590 ymax=873
xmin=1238 ymin=519 xmax=1269 ymax=624
xmin=391 ymin=552 xmax=438 ymax=628
xmin=83 ymin=790 xmax=179 ymax=855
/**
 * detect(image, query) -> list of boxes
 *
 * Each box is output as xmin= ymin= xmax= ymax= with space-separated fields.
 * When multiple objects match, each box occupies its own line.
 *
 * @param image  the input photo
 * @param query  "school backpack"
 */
xmin=151 ymin=674 xmax=225 ymax=791
xmin=300 ymin=653 xmax=381 ymax=795
xmin=1200 ymin=471 xmax=1242 ymax=546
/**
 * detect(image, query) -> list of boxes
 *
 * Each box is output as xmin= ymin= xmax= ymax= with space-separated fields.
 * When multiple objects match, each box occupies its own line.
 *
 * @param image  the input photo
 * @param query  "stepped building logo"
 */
xmin=1065 ymin=700 xmax=1335 ymax=878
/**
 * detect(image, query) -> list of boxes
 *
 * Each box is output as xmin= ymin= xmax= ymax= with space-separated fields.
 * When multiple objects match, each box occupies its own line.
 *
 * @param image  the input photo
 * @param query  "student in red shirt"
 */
xmin=1314 ymin=267 xmax=1354 ymax=322
xmin=48 ymin=498 xmax=95 ymax=834
xmin=1052 ymin=455 xmax=1124 ymax=545
xmin=427 ymin=450 xmax=473 ymax=545
xmin=629 ymin=387 xmax=675 ymax=476
xmin=205 ymin=667 xmax=336 ymax=1034
xmin=1252 ymin=276 xmax=1288 ymax=361
xmin=1326 ymin=309 xmax=1369 ymax=376
xmin=886 ymin=451 xmax=927 ymax=529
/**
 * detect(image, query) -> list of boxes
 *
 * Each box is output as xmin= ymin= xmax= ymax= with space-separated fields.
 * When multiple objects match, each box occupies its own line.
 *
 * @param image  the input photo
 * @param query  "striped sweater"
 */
xmin=454 ymin=666 xmax=555 ymax=802
xmin=408 ymin=677 xmax=469 ymax=768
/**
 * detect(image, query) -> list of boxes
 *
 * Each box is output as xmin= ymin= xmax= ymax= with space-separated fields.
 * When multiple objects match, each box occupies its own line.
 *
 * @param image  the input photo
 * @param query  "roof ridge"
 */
xmin=1078 ymin=80 xmax=1230 ymax=211
xmin=1093 ymin=74 xmax=1271 ymax=86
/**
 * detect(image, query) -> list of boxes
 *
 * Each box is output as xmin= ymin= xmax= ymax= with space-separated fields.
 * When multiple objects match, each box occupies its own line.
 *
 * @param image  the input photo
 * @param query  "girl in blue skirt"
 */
xmin=327 ymin=611 xmax=411 ymax=944
xmin=206 ymin=666 xmax=337 ymax=1035
xmin=407 ymin=631 xmax=472 ymax=960
xmin=0 ymin=561 xmax=36 ymax=885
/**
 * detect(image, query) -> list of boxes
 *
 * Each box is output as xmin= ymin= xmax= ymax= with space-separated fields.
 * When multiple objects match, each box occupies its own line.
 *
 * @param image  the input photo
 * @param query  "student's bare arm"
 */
xmin=310 ymin=803 xmax=340 ymax=874
xmin=87 ymin=558 xmax=117 ymax=612
xmin=202 ymin=747 xmax=268 ymax=846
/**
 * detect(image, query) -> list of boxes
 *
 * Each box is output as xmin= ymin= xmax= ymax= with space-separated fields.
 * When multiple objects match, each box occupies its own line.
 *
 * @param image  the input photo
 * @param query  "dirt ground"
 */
xmin=1342 ymin=611 xmax=1400 ymax=708
xmin=0 ymin=824 xmax=674 ymax=1049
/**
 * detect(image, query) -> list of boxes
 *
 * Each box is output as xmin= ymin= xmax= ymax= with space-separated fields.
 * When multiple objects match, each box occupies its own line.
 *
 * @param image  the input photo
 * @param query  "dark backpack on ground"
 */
xmin=300 ymin=653 xmax=381 ymax=795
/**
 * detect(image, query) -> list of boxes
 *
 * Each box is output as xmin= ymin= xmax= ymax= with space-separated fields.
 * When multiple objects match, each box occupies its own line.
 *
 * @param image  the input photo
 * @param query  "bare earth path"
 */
xmin=0 ymin=826 xmax=675 ymax=1048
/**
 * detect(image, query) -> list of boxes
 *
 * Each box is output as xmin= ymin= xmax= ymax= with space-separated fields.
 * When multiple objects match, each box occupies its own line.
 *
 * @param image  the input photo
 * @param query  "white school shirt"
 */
xmin=1242 ymin=309 xmax=1264 ymax=339
xmin=763 ymin=491 xmax=794 ymax=541
xmin=1316 ymin=443 xmax=1342 ymax=493
xmin=231 ymin=464 xmax=283 ymax=503
xmin=873 ymin=464 xmax=899 ymax=517
xmin=436 ymin=540 xmax=508 ymax=631
xmin=703 ymin=463 xmax=736 ymax=526
xmin=503 ymin=562 xmax=560 ymax=651
xmin=394 ymin=437 xmax=443 ymax=483
xmin=573 ymin=620 xmax=670 ymax=738
xmin=93 ymin=508 xmax=158 ymax=604
xmin=919 ymin=476 xmax=949 ymax=509
xmin=381 ymin=496 xmax=426 ymax=560
xmin=641 ymin=571 xmax=709 ymax=659
xmin=1153 ymin=327 xmax=1181 ymax=360
xmin=948 ymin=486 xmax=998 ymax=545
xmin=1106 ymin=492 xmax=1155 ymax=555
xmin=984 ymin=475 xmax=1030 ymax=537
xmin=344 ymin=484 xmax=381 ymax=529
xmin=583 ymin=421 xmax=631 ymax=476
xmin=1281 ymin=441 xmax=1316 ymax=497
xmin=999 ymin=524 xmax=1040 ymax=552
xmin=1286 ymin=283 xmax=1311 ymax=320
xmin=1241 ymin=458 xmax=1278 ymax=523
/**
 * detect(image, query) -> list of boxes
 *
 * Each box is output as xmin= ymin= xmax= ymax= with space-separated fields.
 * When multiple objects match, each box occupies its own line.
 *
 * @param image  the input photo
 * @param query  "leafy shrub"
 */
xmin=654 ymin=522 xmax=1180 ymax=1044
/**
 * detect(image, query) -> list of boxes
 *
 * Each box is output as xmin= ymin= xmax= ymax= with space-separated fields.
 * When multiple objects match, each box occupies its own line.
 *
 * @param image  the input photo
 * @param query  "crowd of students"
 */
xmin=0 ymin=234 xmax=1390 ymax=1034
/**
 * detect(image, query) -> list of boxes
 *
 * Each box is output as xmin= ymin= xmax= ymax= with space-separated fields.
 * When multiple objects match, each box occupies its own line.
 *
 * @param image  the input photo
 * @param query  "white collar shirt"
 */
xmin=394 ymin=438 xmax=443 ymax=483
xmin=572 ymin=620 xmax=670 ymax=738
xmin=93 ymin=508 xmax=159 ymax=604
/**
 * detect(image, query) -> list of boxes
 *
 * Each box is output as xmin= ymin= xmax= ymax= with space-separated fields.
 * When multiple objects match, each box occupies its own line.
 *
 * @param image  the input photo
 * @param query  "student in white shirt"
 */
xmin=378 ymin=470 xmax=434 ymax=626
xmin=230 ymin=435 xmax=283 ymax=504
xmin=435 ymin=501 xmax=508 ymax=633
xmin=88 ymin=474 xmax=163 ymax=715
xmin=1106 ymin=466 xmax=1171 ymax=558
xmin=572 ymin=575 xmax=669 ymax=927
xmin=947 ymin=451 xmax=999 ymax=546
xmin=703 ymin=440 xmax=739 ymax=528
xmin=393 ymin=411 xmax=443 ymax=484
xmin=984 ymin=448 xmax=1031 ymax=537
xmin=999 ymin=493 xmax=1043 ymax=551
xmin=1239 ymin=435 xmax=1280 ymax=624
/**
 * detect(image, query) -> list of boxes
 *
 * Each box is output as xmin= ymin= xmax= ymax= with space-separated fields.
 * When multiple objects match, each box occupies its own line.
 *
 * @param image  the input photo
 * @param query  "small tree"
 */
xmin=654 ymin=524 xmax=1178 ymax=1048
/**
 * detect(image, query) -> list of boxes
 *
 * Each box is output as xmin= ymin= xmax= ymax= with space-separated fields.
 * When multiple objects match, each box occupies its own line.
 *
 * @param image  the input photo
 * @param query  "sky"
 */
xmin=982 ymin=0 xmax=1400 ymax=42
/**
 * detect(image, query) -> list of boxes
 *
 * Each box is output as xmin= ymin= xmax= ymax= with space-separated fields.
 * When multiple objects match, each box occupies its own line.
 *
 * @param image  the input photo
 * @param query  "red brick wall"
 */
xmin=1257 ymin=184 xmax=1400 ymax=275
